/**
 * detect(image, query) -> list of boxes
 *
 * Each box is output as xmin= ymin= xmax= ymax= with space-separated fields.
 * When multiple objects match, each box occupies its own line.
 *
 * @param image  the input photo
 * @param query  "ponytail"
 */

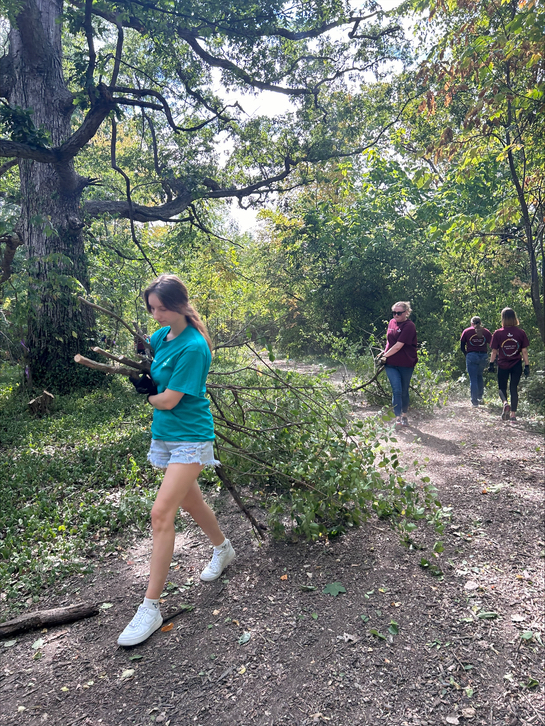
xmin=185 ymin=304 xmax=213 ymax=352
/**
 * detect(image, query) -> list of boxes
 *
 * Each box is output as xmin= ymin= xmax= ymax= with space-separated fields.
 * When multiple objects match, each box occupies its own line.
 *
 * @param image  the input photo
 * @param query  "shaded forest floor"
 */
xmin=1 ymin=387 xmax=544 ymax=726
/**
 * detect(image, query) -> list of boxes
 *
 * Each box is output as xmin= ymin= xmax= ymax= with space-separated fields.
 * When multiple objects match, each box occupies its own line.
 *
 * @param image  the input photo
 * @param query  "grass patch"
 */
xmin=0 ymin=378 xmax=162 ymax=614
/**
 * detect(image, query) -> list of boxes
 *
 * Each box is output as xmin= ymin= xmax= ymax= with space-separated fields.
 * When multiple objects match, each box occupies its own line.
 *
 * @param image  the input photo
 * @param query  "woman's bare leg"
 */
xmin=180 ymin=479 xmax=225 ymax=547
xmin=145 ymin=462 xmax=204 ymax=599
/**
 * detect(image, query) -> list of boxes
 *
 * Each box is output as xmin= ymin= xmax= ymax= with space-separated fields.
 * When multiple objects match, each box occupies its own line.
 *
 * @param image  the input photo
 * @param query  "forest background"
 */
xmin=0 ymin=0 xmax=544 ymax=610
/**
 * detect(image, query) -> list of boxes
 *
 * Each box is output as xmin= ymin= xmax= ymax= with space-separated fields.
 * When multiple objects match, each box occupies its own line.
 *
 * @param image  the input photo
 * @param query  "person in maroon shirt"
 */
xmin=460 ymin=316 xmax=492 ymax=407
xmin=489 ymin=307 xmax=530 ymax=421
xmin=378 ymin=301 xmax=418 ymax=427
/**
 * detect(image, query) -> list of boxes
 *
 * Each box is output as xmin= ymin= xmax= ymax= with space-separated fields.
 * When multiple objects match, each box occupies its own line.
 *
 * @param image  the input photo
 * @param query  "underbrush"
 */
xmin=0 ymin=378 xmax=161 ymax=610
xmin=322 ymin=344 xmax=454 ymax=412
xmin=0 ymin=350 xmax=445 ymax=614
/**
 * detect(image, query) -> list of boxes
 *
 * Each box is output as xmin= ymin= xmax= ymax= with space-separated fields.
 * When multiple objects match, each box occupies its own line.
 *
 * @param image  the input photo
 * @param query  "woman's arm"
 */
xmin=490 ymin=348 xmax=498 ymax=363
xmin=384 ymin=341 xmax=405 ymax=359
xmin=521 ymin=347 xmax=529 ymax=366
xmin=148 ymin=389 xmax=185 ymax=410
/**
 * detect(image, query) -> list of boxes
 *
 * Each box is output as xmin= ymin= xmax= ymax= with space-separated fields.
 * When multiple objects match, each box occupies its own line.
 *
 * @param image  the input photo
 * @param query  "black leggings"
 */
xmin=497 ymin=361 xmax=522 ymax=412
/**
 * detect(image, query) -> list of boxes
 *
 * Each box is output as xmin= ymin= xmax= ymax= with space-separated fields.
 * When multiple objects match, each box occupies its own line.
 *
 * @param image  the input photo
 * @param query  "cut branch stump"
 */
xmin=28 ymin=390 xmax=54 ymax=416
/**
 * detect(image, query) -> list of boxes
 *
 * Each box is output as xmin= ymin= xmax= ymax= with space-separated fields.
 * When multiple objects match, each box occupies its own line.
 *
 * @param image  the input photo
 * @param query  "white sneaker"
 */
xmin=117 ymin=604 xmax=163 ymax=647
xmin=200 ymin=539 xmax=235 ymax=581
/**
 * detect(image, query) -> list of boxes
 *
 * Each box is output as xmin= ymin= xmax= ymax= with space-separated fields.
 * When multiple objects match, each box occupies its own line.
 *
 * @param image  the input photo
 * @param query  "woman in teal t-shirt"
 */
xmin=117 ymin=275 xmax=235 ymax=647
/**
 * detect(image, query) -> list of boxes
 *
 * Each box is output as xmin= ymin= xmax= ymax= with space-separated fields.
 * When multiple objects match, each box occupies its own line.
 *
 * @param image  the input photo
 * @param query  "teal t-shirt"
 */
xmin=149 ymin=325 xmax=214 ymax=442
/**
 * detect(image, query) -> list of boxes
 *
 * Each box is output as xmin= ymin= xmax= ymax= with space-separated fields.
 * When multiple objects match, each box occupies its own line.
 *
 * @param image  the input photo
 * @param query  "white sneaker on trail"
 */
xmin=117 ymin=604 xmax=163 ymax=647
xmin=200 ymin=539 xmax=235 ymax=581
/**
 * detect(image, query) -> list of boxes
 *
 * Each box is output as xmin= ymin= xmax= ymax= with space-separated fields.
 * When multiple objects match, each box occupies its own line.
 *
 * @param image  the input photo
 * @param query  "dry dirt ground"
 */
xmin=1 ymin=385 xmax=544 ymax=726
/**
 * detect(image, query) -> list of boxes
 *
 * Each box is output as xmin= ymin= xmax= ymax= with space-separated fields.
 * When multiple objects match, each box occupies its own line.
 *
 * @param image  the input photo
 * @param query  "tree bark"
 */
xmin=8 ymin=0 xmax=99 ymax=390
xmin=0 ymin=602 xmax=99 ymax=637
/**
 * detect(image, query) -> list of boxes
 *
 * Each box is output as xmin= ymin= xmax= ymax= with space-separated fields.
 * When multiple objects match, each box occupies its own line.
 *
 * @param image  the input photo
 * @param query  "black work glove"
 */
xmin=524 ymin=365 xmax=530 ymax=378
xmin=488 ymin=362 xmax=495 ymax=373
xmin=129 ymin=373 xmax=158 ymax=395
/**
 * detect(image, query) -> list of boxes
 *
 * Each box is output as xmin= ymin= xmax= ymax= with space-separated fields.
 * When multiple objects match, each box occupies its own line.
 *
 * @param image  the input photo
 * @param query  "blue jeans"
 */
xmin=385 ymin=365 xmax=414 ymax=417
xmin=466 ymin=352 xmax=488 ymax=405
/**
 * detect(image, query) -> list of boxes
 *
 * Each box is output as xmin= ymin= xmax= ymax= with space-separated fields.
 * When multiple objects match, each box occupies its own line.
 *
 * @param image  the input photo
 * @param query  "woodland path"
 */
xmin=0 ymin=385 xmax=543 ymax=726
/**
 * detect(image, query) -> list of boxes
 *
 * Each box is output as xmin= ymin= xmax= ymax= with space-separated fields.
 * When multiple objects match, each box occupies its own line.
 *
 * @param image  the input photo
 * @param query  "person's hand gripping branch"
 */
xmin=130 ymin=372 xmax=158 ymax=396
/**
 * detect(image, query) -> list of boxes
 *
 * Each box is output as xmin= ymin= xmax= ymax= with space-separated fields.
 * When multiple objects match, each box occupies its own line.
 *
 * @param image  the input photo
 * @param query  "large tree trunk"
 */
xmin=9 ymin=0 xmax=97 ymax=390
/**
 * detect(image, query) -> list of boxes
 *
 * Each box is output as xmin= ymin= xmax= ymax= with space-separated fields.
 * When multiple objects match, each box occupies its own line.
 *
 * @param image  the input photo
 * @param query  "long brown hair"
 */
xmin=501 ymin=307 xmax=519 ymax=328
xmin=143 ymin=274 xmax=213 ymax=352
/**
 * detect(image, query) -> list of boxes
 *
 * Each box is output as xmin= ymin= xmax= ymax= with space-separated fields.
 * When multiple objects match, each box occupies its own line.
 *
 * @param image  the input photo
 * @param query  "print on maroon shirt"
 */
xmin=490 ymin=327 xmax=529 ymax=369
xmin=460 ymin=327 xmax=492 ymax=353
xmin=385 ymin=319 xmax=418 ymax=368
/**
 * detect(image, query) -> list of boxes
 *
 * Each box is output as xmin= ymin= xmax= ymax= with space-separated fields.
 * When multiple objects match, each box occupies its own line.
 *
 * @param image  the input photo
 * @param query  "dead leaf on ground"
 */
xmin=337 ymin=632 xmax=360 ymax=644
xmin=161 ymin=622 xmax=173 ymax=632
xmin=280 ymin=574 xmax=288 ymax=580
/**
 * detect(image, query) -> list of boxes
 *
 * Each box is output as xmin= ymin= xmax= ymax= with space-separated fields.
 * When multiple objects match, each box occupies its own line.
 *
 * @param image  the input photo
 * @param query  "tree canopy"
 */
xmin=0 ymin=0 xmax=411 ymax=387
xmin=0 ymin=0 xmax=543 ymax=390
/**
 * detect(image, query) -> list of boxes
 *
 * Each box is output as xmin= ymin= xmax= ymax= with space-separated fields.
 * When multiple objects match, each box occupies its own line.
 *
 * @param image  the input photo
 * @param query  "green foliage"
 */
xmin=0 ymin=380 xmax=161 ymax=609
xmin=0 ymin=103 xmax=50 ymax=147
xmin=256 ymin=155 xmax=446 ymax=357
xmin=0 ymin=349 xmax=444 ymax=610
xmin=208 ymin=349 xmax=443 ymax=542
xmin=409 ymin=0 xmax=545 ymax=341
xmin=517 ymin=370 xmax=545 ymax=418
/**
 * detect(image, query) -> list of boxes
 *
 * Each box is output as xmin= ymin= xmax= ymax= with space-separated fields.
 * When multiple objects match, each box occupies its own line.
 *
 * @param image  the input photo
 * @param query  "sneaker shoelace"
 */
xmin=209 ymin=547 xmax=225 ymax=573
xmin=129 ymin=605 xmax=153 ymax=628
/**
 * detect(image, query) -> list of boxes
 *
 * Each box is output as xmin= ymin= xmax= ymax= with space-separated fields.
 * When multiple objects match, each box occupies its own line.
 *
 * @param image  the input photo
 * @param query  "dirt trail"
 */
xmin=0 ymin=396 xmax=543 ymax=726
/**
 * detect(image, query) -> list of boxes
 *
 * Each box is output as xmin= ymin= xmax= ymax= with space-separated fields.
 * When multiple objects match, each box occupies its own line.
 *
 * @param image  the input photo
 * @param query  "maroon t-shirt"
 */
xmin=385 ymin=319 xmax=418 ymax=368
xmin=490 ymin=327 xmax=529 ymax=369
xmin=461 ymin=326 xmax=492 ymax=353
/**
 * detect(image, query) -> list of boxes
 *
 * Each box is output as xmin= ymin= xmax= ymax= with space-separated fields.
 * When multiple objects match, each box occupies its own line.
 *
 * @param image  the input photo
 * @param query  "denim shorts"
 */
xmin=147 ymin=440 xmax=220 ymax=469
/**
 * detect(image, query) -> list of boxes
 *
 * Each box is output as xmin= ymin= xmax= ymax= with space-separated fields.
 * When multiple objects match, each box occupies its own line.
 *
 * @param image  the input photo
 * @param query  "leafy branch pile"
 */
xmin=208 ymin=347 xmax=444 ymax=542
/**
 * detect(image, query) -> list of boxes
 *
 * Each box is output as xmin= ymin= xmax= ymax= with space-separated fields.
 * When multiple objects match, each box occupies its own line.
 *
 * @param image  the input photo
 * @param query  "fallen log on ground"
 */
xmin=0 ymin=602 xmax=99 ymax=637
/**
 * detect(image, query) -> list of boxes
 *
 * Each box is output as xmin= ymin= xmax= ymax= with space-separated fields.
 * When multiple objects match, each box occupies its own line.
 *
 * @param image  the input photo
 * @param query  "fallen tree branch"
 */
xmin=91 ymin=346 xmax=150 ymax=372
xmin=0 ymin=602 xmax=99 ymax=637
xmin=337 ymin=365 xmax=385 ymax=398
xmin=77 ymin=296 xmax=149 ymax=347
xmin=214 ymin=464 xmax=267 ymax=539
xmin=74 ymin=354 xmax=138 ymax=377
